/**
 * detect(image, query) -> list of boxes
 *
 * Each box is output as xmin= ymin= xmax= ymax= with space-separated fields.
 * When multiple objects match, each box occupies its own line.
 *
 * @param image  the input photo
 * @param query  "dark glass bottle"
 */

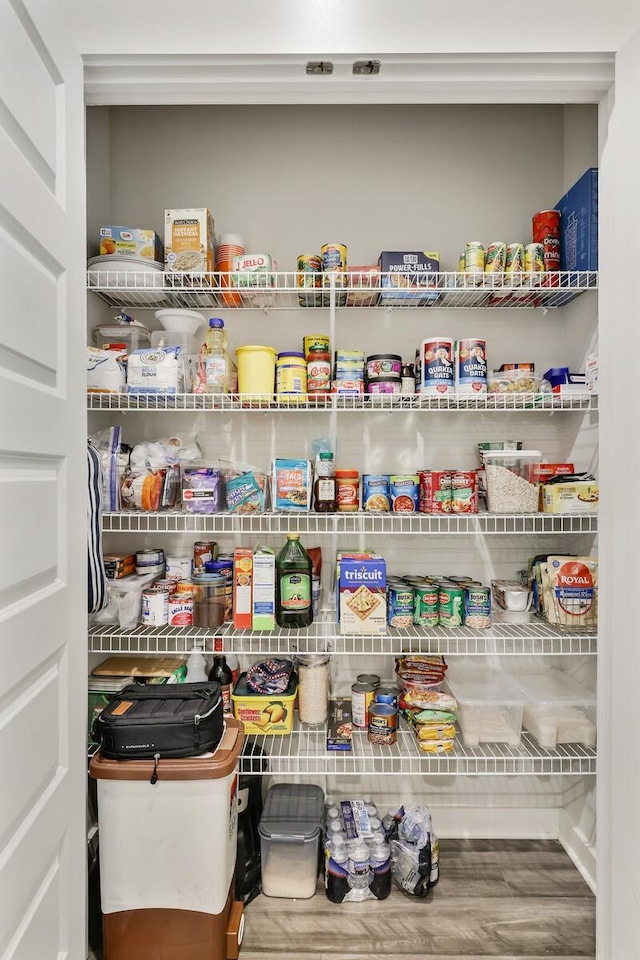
xmin=276 ymin=534 xmax=313 ymax=628
xmin=314 ymin=452 xmax=337 ymax=512
xmin=208 ymin=655 xmax=233 ymax=713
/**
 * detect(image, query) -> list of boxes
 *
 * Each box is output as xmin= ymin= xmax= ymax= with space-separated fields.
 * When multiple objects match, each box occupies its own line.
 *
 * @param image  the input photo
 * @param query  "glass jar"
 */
xmin=297 ymin=654 xmax=330 ymax=725
xmin=191 ymin=573 xmax=226 ymax=628
xmin=335 ymin=470 xmax=360 ymax=512
xmin=306 ymin=346 xmax=331 ymax=394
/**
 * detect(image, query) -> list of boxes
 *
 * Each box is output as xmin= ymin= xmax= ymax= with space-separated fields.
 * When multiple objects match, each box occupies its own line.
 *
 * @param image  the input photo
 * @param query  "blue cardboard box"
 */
xmin=555 ymin=168 xmax=598 ymax=272
xmin=378 ymin=251 xmax=440 ymax=304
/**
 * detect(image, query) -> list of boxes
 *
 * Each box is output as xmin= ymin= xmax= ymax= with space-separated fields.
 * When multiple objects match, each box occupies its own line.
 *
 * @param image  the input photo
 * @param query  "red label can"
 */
xmin=450 ymin=471 xmax=478 ymax=514
xmin=419 ymin=470 xmax=453 ymax=514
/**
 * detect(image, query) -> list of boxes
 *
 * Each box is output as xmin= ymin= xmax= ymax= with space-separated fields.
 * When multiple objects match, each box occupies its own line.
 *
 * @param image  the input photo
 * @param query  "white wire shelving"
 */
xmin=87 ymin=616 xmax=596 ymax=657
xmin=86 ymin=269 xmax=597 ymax=311
xmin=238 ymin=721 xmax=596 ymax=776
xmin=87 ymin=391 xmax=598 ymax=412
xmin=101 ymin=510 xmax=598 ymax=535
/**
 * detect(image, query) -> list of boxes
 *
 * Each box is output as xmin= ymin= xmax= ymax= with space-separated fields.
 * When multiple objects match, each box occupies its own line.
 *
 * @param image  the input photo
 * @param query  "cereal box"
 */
xmin=99 ymin=226 xmax=163 ymax=262
xmin=339 ymin=557 xmax=387 ymax=634
xmin=164 ymin=208 xmax=215 ymax=276
xmin=233 ymin=548 xmax=253 ymax=629
xmin=272 ymin=459 xmax=312 ymax=511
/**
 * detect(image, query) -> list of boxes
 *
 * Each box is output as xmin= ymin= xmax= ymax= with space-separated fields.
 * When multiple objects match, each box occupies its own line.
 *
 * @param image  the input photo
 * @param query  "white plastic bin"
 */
xmin=446 ymin=666 xmax=527 ymax=747
xmin=484 ymin=449 xmax=542 ymax=514
xmin=510 ymin=670 xmax=597 ymax=749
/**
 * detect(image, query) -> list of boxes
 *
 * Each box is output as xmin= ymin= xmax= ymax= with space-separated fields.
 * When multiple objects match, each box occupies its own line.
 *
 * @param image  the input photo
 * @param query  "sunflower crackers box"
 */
xmin=339 ymin=556 xmax=387 ymax=634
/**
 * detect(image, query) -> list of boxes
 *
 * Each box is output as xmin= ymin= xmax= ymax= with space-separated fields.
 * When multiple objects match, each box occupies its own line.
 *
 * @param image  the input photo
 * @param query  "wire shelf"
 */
xmin=87 ymin=391 xmax=598 ymax=413
xmin=239 ymin=722 xmax=596 ymax=776
xmin=86 ymin=270 xmax=598 ymax=311
xmin=101 ymin=510 xmax=598 ymax=535
xmin=87 ymin=617 xmax=596 ymax=657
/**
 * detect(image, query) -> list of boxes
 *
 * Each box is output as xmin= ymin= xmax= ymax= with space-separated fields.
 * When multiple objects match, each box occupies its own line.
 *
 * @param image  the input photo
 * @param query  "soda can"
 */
xmin=351 ymin=682 xmax=376 ymax=728
xmin=414 ymin=583 xmax=439 ymax=627
xmin=485 ymin=242 xmax=507 ymax=274
xmin=505 ymin=243 xmax=525 ymax=287
xmin=142 ymin=587 xmax=169 ymax=626
xmin=525 ymin=243 xmax=545 ymax=273
xmin=437 ymin=584 xmax=465 ymax=627
xmin=297 ymin=254 xmax=322 ymax=307
xmin=464 ymin=242 xmax=485 ymax=286
xmin=464 ymin=586 xmax=491 ymax=629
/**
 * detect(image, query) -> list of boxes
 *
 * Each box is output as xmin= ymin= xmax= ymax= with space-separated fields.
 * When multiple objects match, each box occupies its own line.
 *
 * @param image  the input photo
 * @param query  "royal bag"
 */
xmin=92 ymin=682 xmax=224 ymax=763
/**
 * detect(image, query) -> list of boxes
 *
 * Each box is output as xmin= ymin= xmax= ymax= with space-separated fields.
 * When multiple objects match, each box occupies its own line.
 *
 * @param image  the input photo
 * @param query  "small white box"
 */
xmin=252 ymin=549 xmax=275 ymax=631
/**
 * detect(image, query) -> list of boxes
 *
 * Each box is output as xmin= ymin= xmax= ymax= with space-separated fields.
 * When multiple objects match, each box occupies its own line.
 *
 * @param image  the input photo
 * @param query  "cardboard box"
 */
xmin=103 ymin=554 xmax=136 ymax=579
xmin=327 ymin=699 xmax=353 ymax=751
xmin=252 ymin=548 xmax=275 ymax=631
xmin=99 ymin=226 xmax=163 ymax=261
xmin=537 ymin=464 xmax=574 ymax=511
xmin=542 ymin=481 xmax=599 ymax=514
xmin=164 ymin=208 xmax=215 ymax=276
xmin=555 ymin=168 xmax=598 ymax=271
xmin=378 ymin=251 xmax=440 ymax=304
xmin=233 ymin=548 xmax=253 ymax=629
xmin=339 ymin=556 xmax=387 ymax=634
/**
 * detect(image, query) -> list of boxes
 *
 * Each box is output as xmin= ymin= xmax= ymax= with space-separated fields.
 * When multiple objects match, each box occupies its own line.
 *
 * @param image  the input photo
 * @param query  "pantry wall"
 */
xmin=86 ymin=102 xmax=599 ymax=880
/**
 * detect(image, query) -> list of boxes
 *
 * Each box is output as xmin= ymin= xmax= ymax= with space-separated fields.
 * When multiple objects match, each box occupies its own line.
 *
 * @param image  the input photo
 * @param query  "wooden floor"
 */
xmin=240 ymin=840 xmax=595 ymax=960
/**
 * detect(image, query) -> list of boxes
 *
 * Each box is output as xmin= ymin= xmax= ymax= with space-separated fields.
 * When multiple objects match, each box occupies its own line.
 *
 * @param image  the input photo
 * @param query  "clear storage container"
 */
xmin=258 ymin=783 xmax=324 ymax=899
xmin=445 ymin=666 xmax=527 ymax=747
xmin=509 ymin=670 xmax=597 ymax=749
xmin=483 ymin=450 xmax=542 ymax=514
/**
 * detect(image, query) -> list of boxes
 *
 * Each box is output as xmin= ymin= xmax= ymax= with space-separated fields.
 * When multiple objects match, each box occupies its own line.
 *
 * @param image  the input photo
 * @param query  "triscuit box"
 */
xmin=378 ymin=251 xmax=440 ymax=304
xmin=252 ymin=548 xmax=275 ymax=631
xmin=233 ymin=548 xmax=253 ymax=630
xmin=99 ymin=226 xmax=163 ymax=262
xmin=164 ymin=208 xmax=215 ymax=276
xmin=339 ymin=557 xmax=387 ymax=634
xmin=542 ymin=481 xmax=599 ymax=514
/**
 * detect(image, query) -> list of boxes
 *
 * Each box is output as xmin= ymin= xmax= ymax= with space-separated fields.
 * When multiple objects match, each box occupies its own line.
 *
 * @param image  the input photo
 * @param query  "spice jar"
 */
xmin=306 ymin=346 xmax=331 ymax=394
xmin=297 ymin=654 xmax=330 ymax=725
xmin=335 ymin=470 xmax=360 ymax=512
xmin=191 ymin=573 xmax=226 ymax=628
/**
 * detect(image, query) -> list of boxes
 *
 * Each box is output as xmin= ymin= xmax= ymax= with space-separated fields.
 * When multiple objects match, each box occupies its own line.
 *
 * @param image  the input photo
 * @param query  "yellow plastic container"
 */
xmin=232 ymin=672 xmax=297 ymax=735
xmin=235 ymin=345 xmax=276 ymax=403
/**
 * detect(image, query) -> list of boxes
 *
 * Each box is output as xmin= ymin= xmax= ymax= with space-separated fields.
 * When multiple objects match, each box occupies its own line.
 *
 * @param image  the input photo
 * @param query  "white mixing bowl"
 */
xmin=154 ymin=309 xmax=205 ymax=338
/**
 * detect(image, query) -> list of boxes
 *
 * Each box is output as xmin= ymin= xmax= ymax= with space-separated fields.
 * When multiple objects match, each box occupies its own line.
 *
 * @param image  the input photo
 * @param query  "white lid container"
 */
xmin=445 ymin=666 xmax=526 ymax=747
xmin=483 ymin=449 xmax=542 ymax=514
xmin=94 ymin=322 xmax=151 ymax=353
xmin=258 ymin=783 xmax=324 ymax=899
xmin=510 ymin=670 xmax=596 ymax=749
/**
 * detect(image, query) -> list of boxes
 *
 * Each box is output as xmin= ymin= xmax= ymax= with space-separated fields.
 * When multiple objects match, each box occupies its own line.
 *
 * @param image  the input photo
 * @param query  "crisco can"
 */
xmin=297 ymin=253 xmax=322 ymax=306
xmin=485 ymin=242 xmax=507 ymax=273
xmin=525 ymin=242 xmax=545 ymax=273
xmin=414 ymin=583 xmax=439 ymax=627
xmin=464 ymin=586 xmax=491 ymax=629
xmin=437 ymin=584 xmax=465 ymax=627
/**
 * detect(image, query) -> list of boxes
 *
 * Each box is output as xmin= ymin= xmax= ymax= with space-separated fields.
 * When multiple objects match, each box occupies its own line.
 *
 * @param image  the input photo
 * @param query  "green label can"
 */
xmin=414 ymin=584 xmax=439 ymax=627
xmin=437 ymin=584 xmax=465 ymax=627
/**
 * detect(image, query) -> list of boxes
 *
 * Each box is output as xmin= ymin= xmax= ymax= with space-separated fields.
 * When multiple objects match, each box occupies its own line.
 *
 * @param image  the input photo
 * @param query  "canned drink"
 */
xmin=368 ymin=703 xmax=398 ymax=745
xmin=464 ymin=586 xmax=491 ymax=629
xmin=450 ymin=471 xmax=478 ymax=514
xmin=168 ymin=595 xmax=194 ymax=626
xmin=194 ymin=542 xmax=217 ymax=570
xmin=142 ymin=587 xmax=169 ymax=626
xmin=414 ymin=583 xmax=439 ymax=627
xmin=455 ymin=339 xmax=487 ymax=395
xmin=297 ymin=254 xmax=323 ymax=306
xmin=437 ymin=584 xmax=465 ymax=627
xmin=525 ymin=242 xmax=545 ymax=273
xmin=485 ymin=242 xmax=507 ymax=273
xmin=505 ymin=243 xmax=525 ymax=287
xmin=357 ymin=673 xmax=381 ymax=688
xmin=464 ymin=242 xmax=485 ymax=285
xmin=375 ymin=687 xmax=399 ymax=709
xmin=419 ymin=470 xmax=453 ymax=514
xmin=166 ymin=556 xmax=192 ymax=581
xmin=352 ymin=682 xmax=376 ymax=728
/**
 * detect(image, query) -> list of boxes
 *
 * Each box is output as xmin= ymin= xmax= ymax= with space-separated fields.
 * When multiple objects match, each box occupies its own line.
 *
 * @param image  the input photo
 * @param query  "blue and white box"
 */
xmin=555 ymin=168 xmax=598 ymax=272
xmin=339 ymin=557 xmax=387 ymax=634
xmin=378 ymin=251 xmax=440 ymax=305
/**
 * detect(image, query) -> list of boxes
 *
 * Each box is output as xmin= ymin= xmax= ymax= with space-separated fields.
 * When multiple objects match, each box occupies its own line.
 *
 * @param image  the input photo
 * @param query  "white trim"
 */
xmin=427 ymin=805 xmax=560 ymax=840
xmin=560 ymin=808 xmax=597 ymax=894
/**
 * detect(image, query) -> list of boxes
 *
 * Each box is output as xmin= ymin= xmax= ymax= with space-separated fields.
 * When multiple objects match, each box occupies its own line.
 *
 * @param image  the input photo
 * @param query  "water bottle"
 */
xmin=365 ymin=802 xmax=378 ymax=819
xmin=325 ymin=839 xmax=350 ymax=904
xmin=347 ymin=838 xmax=372 ymax=901
xmin=368 ymin=840 xmax=392 ymax=901
xmin=326 ymin=808 xmax=341 ymax=821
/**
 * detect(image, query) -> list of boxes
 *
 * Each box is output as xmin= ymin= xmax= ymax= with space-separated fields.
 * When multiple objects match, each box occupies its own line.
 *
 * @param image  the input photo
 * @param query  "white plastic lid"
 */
xmin=483 ymin=450 xmax=542 ymax=459
xmin=510 ymin=671 xmax=596 ymax=707
xmin=446 ymin=667 xmax=527 ymax=706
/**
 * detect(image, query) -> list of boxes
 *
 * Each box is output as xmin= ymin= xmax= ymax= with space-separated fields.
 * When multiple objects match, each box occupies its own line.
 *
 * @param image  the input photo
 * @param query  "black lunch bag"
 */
xmin=92 ymin=682 xmax=224 ymax=765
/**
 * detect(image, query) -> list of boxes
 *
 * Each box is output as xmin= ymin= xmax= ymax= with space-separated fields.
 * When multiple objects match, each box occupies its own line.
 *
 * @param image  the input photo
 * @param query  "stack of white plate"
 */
xmin=87 ymin=254 xmax=165 ymax=305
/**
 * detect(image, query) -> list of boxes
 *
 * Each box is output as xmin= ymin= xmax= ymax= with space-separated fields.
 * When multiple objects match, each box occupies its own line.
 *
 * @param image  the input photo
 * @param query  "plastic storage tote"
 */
xmin=89 ymin=718 xmax=244 ymax=960
xmin=259 ymin=783 xmax=324 ymax=898
xmin=445 ymin=666 xmax=527 ymax=747
xmin=483 ymin=450 xmax=542 ymax=514
xmin=510 ymin=670 xmax=597 ymax=749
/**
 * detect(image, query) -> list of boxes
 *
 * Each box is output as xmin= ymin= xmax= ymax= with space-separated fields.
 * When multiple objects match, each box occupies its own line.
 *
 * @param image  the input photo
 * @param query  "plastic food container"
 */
xmin=235 ymin=345 xmax=277 ymax=401
xmin=335 ymin=470 xmax=360 ymax=511
xmin=445 ymin=666 xmax=527 ymax=747
xmin=509 ymin=670 xmax=597 ymax=749
xmin=259 ymin=784 xmax=324 ymax=899
xmin=483 ymin=450 xmax=542 ymax=513
xmin=191 ymin=573 xmax=226 ymax=628
xmin=94 ymin=321 xmax=151 ymax=353
xmin=231 ymin=671 xmax=297 ymax=735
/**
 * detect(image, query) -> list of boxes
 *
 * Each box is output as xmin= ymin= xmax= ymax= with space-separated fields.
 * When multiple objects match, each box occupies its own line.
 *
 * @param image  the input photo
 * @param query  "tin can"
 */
xmin=321 ymin=243 xmax=347 ymax=305
xmin=303 ymin=334 xmax=330 ymax=356
xmin=166 ymin=556 xmax=192 ymax=581
xmin=464 ymin=241 xmax=485 ymax=285
xmin=414 ymin=583 xmax=440 ymax=627
xmin=416 ymin=338 xmax=454 ymax=395
xmin=363 ymin=475 xmax=391 ymax=512
xmin=276 ymin=352 xmax=307 ymax=396
xmin=297 ymin=254 xmax=323 ymax=306
xmin=357 ymin=673 xmax=381 ymax=688
xmin=450 ymin=471 xmax=478 ymax=514
xmin=376 ymin=687 xmax=399 ymax=709
xmin=505 ymin=242 xmax=525 ymax=287
xmin=437 ymin=584 xmax=465 ymax=627
xmin=174 ymin=580 xmax=193 ymax=596
xmin=135 ymin=549 xmax=165 ymax=576
xmin=387 ymin=583 xmax=415 ymax=627
xmin=485 ymin=242 xmax=507 ymax=273
xmin=352 ymin=682 xmax=376 ymax=728
xmin=419 ymin=470 xmax=453 ymax=514
xmin=464 ymin=586 xmax=491 ymax=629
xmin=525 ymin=242 xmax=545 ymax=273
xmin=154 ymin=578 xmax=177 ymax=596
xmin=368 ymin=703 xmax=398 ymax=745
xmin=168 ymin=595 xmax=194 ymax=626
xmin=142 ymin=587 xmax=169 ymax=626
xmin=194 ymin=542 xmax=217 ymax=570
xmin=455 ymin=338 xmax=487 ymax=395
